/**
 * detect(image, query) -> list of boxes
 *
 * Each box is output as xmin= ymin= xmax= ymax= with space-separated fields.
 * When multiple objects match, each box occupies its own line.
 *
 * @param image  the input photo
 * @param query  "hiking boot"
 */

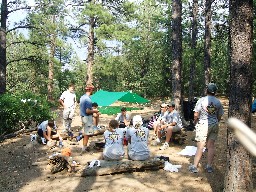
xmin=205 ymin=165 xmax=213 ymax=173
xmin=159 ymin=142 xmax=169 ymax=150
xmin=189 ymin=165 xmax=198 ymax=173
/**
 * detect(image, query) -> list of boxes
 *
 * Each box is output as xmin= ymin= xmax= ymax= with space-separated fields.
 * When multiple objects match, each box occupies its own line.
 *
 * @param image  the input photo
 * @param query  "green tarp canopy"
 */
xmin=91 ymin=90 xmax=149 ymax=106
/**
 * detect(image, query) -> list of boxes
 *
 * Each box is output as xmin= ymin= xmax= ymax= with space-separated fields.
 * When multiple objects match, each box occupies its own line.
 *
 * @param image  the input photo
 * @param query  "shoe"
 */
xmin=41 ymin=137 xmax=47 ymax=145
xmin=155 ymin=138 xmax=161 ymax=143
xmin=205 ymin=165 xmax=213 ymax=173
xmin=159 ymin=142 xmax=169 ymax=150
xmin=189 ymin=165 xmax=198 ymax=173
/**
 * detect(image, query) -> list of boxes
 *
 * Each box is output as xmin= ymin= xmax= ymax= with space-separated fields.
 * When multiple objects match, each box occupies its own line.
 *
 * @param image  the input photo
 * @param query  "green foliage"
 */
xmin=0 ymin=93 xmax=53 ymax=134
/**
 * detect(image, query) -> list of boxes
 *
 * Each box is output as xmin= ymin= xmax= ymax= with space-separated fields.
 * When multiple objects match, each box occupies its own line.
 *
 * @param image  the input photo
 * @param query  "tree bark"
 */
xmin=86 ymin=15 xmax=96 ymax=86
xmin=188 ymin=0 xmax=198 ymax=102
xmin=171 ymin=0 xmax=182 ymax=111
xmin=224 ymin=0 xmax=253 ymax=191
xmin=204 ymin=0 xmax=212 ymax=92
xmin=0 ymin=0 xmax=7 ymax=94
xmin=81 ymin=159 xmax=165 ymax=177
xmin=47 ymin=15 xmax=56 ymax=101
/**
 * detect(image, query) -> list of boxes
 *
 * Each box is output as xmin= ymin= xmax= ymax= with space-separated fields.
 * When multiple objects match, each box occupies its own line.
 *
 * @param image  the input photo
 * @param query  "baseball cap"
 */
xmin=85 ymin=84 xmax=94 ymax=90
xmin=168 ymin=102 xmax=175 ymax=108
xmin=207 ymin=83 xmax=217 ymax=94
xmin=160 ymin=103 xmax=168 ymax=108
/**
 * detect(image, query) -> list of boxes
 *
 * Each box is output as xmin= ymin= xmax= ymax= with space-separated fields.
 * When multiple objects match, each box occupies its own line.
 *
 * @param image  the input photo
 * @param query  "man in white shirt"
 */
xmin=156 ymin=102 xmax=183 ymax=150
xmin=189 ymin=83 xmax=224 ymax=173
xmin=59 ymin=83 xmax=76 ymax=133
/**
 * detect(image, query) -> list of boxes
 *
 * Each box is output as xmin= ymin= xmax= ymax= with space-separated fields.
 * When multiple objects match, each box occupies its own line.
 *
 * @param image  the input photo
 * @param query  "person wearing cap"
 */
xmin=156 ymin=102 xmax=183 ymax=150
xmin=126 ymin=115 xmax=150 ymax=161
xmin=152 ymin=103 xmax=169 ymax=139
xmin=59 ymin=83 xmax=76 ymax=133
xmin=79 ymin=84 xmax=99 ymax=153
xmin=189 ymin=83 xmax=224 ymax=173
xmin=115 ymin=107 xmax=130 ymax=128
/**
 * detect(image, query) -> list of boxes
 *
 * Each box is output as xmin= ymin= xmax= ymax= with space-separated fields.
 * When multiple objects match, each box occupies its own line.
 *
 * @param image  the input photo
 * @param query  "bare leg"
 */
xmin=165 ymin=126 xmax=173 ymax=143
xmin=206 ymin=139 xmax=215 ymax=166
xmin=83 ymin=135 xmax=89 ymax=147
xmin=193 ymin=141 xmax=206 ymax=168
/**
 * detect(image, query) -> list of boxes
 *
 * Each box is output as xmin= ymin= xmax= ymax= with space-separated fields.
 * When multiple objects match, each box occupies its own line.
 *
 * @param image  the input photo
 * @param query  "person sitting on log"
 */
xmin=156 ymin=102 xmax=183 ymax=150
xmin=102 ymin=120 xmax=125 ymax=160
xmin=152 ymin=103 xmax=169 ymax=139
xmin=115 ymin=107 xmax=130 ymax=128
xmin=126 ymin=115 xmax=150 ymax=161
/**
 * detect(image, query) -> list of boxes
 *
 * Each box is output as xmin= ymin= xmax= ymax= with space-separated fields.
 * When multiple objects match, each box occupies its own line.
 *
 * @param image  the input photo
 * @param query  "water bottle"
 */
xmin=59 ymin=139 xmax=63 ymax=148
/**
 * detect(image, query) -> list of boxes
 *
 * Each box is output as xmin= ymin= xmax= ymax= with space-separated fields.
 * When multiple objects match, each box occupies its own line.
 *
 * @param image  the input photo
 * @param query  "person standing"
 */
xmin=80 ymin=84 xmax=99 ymax=153
xmin=189 ymin=83 xmax=224 ymax=173
xmin=59 ymin=83 xmax=76 ymax=133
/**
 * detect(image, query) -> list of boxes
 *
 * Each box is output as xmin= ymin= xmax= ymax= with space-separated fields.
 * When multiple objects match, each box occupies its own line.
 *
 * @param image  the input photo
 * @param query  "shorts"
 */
xmin=37 ymin=129 xmax=56 ymax=138
xmin=195 ymin=123 xmax=219 ymax=142
xmin=63 ymin=108 xmax=75 ymax=120
xmin=81 ymin=116 xmax=93 ymax=135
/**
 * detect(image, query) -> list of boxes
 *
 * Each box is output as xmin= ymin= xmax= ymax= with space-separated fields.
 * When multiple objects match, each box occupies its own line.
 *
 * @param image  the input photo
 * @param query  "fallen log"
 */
xmin=0 ymin=127 xmax=37 ymax=142
xmin=81 ymin=159 xmax=165 ymax=177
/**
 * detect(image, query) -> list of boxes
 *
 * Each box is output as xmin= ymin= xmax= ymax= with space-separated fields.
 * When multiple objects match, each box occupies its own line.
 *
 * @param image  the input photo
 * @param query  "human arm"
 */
xmin=86 ymin=108 xmax=99 ymax=115
xmin=44 ymin=126 xmax=53 ymax=141
xmin=194 ymin=112 xmax=199 ymax=124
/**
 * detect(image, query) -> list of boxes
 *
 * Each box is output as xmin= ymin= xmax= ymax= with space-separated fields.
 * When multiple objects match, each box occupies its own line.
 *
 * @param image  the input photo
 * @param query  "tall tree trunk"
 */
xmin=171 ymin=0 xmax=182 ymax=111
xmin=47 ymin=15 xmax=56 ymax=101
xmin=0 ymin=0 xmax=7 ymax=94
xmin=86 ymin=16 xmax=95 ymax=86
xmin=204 ymin=0 xmax=212 ymax=92
xmin=188 ymin=0 xmax=198 ymax=101
xmin=224 ymin=0 xmax=253 ymax=191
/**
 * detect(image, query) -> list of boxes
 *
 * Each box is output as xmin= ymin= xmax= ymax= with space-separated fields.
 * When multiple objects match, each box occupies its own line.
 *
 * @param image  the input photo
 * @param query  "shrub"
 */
xmin=0 ymin=93 xmax=53 ymax=135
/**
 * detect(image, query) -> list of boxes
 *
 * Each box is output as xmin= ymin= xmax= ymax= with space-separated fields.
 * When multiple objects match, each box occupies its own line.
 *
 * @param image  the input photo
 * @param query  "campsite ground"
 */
xmin=0 ymin=97 xmax=256 ymax=192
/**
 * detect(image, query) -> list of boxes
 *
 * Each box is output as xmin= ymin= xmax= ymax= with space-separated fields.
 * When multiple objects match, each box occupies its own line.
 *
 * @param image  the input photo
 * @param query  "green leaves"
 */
xmin=0 ymin=93 xmax=52 ymax=134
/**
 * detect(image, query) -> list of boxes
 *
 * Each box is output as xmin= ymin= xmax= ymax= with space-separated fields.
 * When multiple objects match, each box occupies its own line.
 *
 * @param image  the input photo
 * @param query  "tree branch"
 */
xmin=8 ymin=6 xmax=31 ymax=14
xmin=7 ymin=25 xmax=37 ymax=33
xmin=7 ymin=56 xmax=41 ymax=65
xmin=7 ymin=40 xmax=48 ymax=48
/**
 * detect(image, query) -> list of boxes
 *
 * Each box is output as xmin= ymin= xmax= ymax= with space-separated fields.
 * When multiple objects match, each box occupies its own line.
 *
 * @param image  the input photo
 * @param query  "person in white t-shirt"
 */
xmin=189 ymin=83 xmax=224 ymax=173
xmin=156 ymin=102 xmax=183 ymax=150
xmin=152 ymin=103 xmax=169 ymax=139
xmin=103 ymin=120 xmax=125 ymax=160
xmin=59 ymin=83 xmax=77 ymax=133
xmin=115 ymin=107 xmax=130 ymax=128
xmin=127 ymin=115 xmax=150 ymax=161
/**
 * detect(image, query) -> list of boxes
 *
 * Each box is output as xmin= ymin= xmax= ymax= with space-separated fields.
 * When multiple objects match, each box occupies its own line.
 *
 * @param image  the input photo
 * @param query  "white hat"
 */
xmin=133 ymin=115 xmax=143 ymax=126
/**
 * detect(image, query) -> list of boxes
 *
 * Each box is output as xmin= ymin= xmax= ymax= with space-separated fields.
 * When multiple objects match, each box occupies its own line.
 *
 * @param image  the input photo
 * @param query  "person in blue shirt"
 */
xmin=80 ymin=84 xmax=99 ymax=154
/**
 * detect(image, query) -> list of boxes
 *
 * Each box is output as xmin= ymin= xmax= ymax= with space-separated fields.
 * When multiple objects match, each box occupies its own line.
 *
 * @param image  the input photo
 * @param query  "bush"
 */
xmin=0 ymin=93 xmax=53 ymax=135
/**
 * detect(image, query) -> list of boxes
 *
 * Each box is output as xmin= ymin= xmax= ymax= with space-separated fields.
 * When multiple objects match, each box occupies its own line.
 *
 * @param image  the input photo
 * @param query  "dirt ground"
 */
xmin=0 ymin=97 xmax=256 ymax=192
